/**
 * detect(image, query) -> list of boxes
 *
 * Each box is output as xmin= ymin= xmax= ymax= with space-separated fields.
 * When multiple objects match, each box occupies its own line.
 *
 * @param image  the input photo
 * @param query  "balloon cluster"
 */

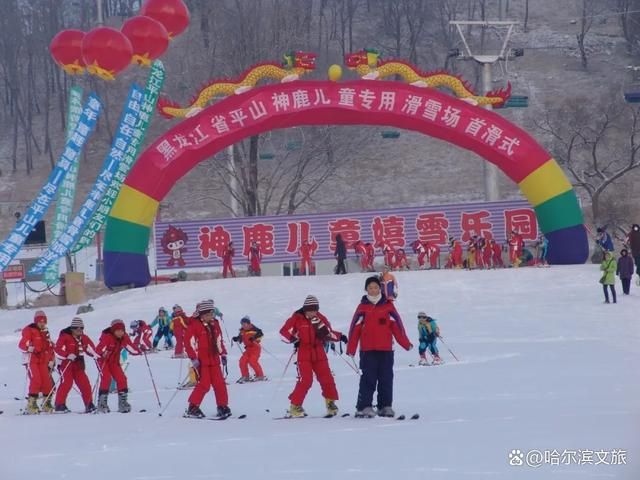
xmin=49 ymin=0 xmax=189 ymax=81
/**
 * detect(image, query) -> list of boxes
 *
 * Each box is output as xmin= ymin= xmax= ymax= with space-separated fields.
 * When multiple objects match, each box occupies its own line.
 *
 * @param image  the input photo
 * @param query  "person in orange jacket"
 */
xmin=380 ymin=266 xmax=399 ymax=301
xmin=280 ymin=295 xmax=347 ymax=418
xmin=54 ymin=317 xmax=97 ymax=413
xmin=18 ymin=310 xmax=55 ymax=414
xmin=170 ymin=304 xmax=189 ymax=358
xmin=95 ymin=319 xmax=141 ymax=413
xmin=232 ymin=316 xmax=266 ymax=383
xmin=184 ymin=300 xmax=230 ymax=419
xmin=222 ymin=241 xmax=236 ymax=278
xmin=298 ymin=239 xmax=315 ymax=275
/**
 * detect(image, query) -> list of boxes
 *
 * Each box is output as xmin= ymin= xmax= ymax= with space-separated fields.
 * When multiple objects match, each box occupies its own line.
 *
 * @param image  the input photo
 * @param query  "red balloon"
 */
xmin=50 ymin=30 xmax=86 ymax=75
xmin=82 ymin=27 xmax=133 ymax=81
xmin=122 ymin=16 xmax=169 ymax=66
xmin=140 ymin=0 xmax=190 ymax=39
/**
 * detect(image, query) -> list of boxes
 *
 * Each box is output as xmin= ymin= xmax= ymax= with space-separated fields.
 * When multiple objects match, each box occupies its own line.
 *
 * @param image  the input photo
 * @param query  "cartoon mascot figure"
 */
xmin=162 ymin=226 xmax=189 ymax=267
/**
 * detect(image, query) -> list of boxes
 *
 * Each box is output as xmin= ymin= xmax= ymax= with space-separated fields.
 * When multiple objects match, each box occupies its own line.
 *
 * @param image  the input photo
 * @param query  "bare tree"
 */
xmin=617 ymin=0 xmax=640 ymax=55
xmin=536 ymin=97 xmax=640 ymax=225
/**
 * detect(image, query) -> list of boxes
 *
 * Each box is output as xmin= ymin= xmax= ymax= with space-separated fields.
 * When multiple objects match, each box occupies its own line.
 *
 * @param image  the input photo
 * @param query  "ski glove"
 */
xmin=293 ymin=340 xmax=300 ymax=351
xmin=340 ymin=334 xmax=348 ymax=343
xmin=221 ymin=356 xmax=227 ymax=367
xmin=232 ymin=336 xmax=240 ymax=343
xmin=67 ymin=354 xmax=77 ymax=361
xmin=191 ymin=359 xmax=200 ymax=369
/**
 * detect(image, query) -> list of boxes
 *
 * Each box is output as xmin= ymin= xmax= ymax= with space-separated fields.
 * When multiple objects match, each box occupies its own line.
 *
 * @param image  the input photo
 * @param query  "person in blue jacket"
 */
xmin=417 ymin=312 xmax=442 ymax=365
xmin=596 ymin=227 xmax=614 ymax=252
xmin=537 ymin=234 xmax=549 ymax=266
xmin=150 ymin=307 xmax=173 ymax=351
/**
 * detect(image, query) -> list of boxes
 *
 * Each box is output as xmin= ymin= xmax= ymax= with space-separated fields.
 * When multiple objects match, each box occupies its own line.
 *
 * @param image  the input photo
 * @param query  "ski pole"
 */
xmin=265 ymin=349 xmax=296 ymax=413
xmin=92 ymin=358 xmax=104 ymax=404
xmin=218 ymin=314 xmax=233 ymax=348
xmin=338 ymin=354 xmax=361 ymax=375
xmin=143 ymin=351 xmax=162 ymax=410
xmin=438 ymin=337 xmax=460 ymax=362
xmin=159 ymin=371 xmax=192 ymax=417
xmin=42 ymin=360 xmax=73 ymax=408
xmin=260 ymin=344 xmax=285 ymax=366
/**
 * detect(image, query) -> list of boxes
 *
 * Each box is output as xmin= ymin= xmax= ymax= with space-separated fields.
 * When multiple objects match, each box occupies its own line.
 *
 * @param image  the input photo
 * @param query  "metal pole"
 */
xmin=481 ymin=62 xmax=500 ymax=202
xmin=95 ymin=230 xmax=104 ymax=281
xmin=96 ymin=0 xmax=104 ymax=25
xmin=228 ymin=145 xmax=238 ymax=217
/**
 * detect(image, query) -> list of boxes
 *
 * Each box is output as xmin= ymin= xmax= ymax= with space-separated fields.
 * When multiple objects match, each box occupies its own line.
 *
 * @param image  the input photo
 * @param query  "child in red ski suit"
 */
xmin=280 ymin=295 xmax=347 ymax=417
xmin=232 ymin=316 xmax=265 ymax=383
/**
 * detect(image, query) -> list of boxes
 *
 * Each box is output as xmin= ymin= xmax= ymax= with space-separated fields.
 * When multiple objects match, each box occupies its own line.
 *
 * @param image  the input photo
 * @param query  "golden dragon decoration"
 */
xmin=344 ymin=48 xmax=511 ymax=107
xmin=157 ymin=51 xmax=317 ymax=119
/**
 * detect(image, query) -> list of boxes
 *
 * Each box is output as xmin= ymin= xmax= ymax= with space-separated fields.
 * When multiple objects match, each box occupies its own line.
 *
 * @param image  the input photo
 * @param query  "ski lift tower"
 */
xmin=450 ymin=20 xmax=520 ymax=202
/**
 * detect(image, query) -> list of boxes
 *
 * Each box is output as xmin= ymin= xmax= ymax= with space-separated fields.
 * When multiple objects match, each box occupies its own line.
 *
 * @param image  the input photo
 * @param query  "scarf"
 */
xmin=367 ymin=294 xmax=382 ymax=304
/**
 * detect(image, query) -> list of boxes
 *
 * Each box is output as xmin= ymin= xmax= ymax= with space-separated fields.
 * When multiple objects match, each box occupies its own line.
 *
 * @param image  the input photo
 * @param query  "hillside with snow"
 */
xmin=0 ymin=265 xmax=638 ymax=479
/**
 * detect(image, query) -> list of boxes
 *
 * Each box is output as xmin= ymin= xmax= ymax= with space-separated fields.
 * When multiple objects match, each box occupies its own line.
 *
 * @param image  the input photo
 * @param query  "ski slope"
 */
xmin=0 ymin=265 xmax=638 ymax=480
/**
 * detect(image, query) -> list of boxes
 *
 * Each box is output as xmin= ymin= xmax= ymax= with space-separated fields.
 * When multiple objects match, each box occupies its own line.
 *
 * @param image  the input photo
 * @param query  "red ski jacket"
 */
xmin=19 ymin=324 xmax=54 ymax=364
xmin=280 ymin=310 xmax=342 ymax=362
xmin=132 ymin=321 xmax=153 ymax=351
xmin=95 ymin=328 xmax=140 ymax=365
xmin=237 ymin=324 xmax=263 ymax=349
xmin=347 ymin=296 xmax=411 ymax=355
xmin=185 ymin=318 xmax=227 ymax=365
xmin=55 ymin=328 xmax=97 ymax=361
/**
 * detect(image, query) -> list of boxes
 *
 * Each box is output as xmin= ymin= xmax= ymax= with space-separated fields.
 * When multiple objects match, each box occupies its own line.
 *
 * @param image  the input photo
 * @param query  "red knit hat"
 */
xmin=110 ymin=319 xmax=126 ymax=332
xmin=34 ymin=310 xmax=47 ymax=324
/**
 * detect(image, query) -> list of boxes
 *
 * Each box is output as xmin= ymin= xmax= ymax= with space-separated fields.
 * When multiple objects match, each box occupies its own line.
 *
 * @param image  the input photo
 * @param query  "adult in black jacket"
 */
xmin=627 ymin=224 xmax=640 ymax=278
xmin=335 ymin=234 xmax=347 ymax=274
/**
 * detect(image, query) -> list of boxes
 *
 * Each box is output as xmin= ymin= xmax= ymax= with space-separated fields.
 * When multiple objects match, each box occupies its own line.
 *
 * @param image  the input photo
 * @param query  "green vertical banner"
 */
xmin=44 ymin=86 xmax=84 ymax=285
xmin=72 ymin=60 xmax=166 ymax=253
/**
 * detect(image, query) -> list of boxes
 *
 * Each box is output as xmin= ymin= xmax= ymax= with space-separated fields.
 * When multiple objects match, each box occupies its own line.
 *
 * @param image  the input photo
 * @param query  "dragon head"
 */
xmin=283 ymin=51 xmax=317 ymax=70
xmin=344 ymin=48 xmax=380 ymax=69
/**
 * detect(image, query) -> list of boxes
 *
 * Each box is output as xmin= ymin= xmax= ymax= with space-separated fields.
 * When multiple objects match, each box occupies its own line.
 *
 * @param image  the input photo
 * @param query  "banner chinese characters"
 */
xmin=154 ymin=200 xmax=537 ymax=270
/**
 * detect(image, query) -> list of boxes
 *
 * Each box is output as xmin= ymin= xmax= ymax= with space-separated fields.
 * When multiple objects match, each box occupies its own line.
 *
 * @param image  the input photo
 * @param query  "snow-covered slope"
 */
xmin=0 ymin=266 xmax=638 ymax=480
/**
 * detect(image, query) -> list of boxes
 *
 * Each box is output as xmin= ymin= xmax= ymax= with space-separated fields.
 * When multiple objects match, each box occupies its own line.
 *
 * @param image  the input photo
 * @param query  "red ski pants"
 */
xmin=359 ymin=255 xmax=369 ymax=271
xmin=289 ymin=358 xmax=338 ymax=406
xmin=483 ymin=249 xmax=492 ymax=268
xmin=417 ymin=251 xmax=427 ymax=267
xmin=28 ymin=359 xmax=53 ymax=396
xmin=173 ymin=328 xmax=185 ymax=356
xmin=223 ymin=260 xmax=235 ymax=278
xmin=300 ymin=257 xmax=312 ymax=275
xmin=98 ymin=360 xmax=128 ymax=393
xmin=239 ymin=346 xmax=264 ymax=377
xmin=188 ymin=363 xmax=229 ymax=407
xmin=55 ymin=360 xmax=92 ymax=406
xmin=429 ymin=252 xmax=438 ymax=268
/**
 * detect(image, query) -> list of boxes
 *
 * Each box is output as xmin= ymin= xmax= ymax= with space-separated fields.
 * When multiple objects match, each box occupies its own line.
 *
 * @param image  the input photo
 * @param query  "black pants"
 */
xmin=603 ymin=284 xmax=617 ymax=303
xmin=621 ymin=278 xmax=631 ymax=295
xmin=634 ymin=255 xmax=640 ymax=276
xmin=335 ymin=258 xmax=346 ymax=275
xmin=356 ymin=351 xmax=394 ymax=410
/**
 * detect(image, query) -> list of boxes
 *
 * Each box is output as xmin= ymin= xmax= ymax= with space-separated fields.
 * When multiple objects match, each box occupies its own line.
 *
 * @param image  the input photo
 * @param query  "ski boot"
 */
xmin=418 ymin=356 xmax=429 ymax=366
xmin=185 ymin=404 xmax=205 ymax=418
xmin=97 ymin=392 xmax=110 ymax=413
xmin=41 ymin=395 xmax=54 ymax=413
xmin=117 ymin=391 xmax=131 ymax=413
xmin=54 ymin=404 xmax=71 ymax=413
xmin=378 ymin=406 xmax=395 ymax=417
xmin=325 ymin=398 xmax=339 ymax=417
xmin=431 ymin=353 xmax=443 ymax=365
xmin=85 ymin=402 xmax=97 ymax=414
xmin=236 ymin=376 xmax=251 ymax=384
xmin=216 ymin=405 xmax=231 ymax=419
xmin=24 ymin=395 xmax=40 ymax=415
xmin=355 ymin=406 xmax=376 ymax=418
xmin=287 ymin=404 xmax=306 ymax=418
xmin=253 ymin=376 xmax=268 ymax=382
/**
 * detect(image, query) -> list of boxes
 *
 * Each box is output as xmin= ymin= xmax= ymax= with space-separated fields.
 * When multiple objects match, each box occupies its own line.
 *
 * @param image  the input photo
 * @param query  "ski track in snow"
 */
xmin=0 ymin=265 xmax=638 ymax=480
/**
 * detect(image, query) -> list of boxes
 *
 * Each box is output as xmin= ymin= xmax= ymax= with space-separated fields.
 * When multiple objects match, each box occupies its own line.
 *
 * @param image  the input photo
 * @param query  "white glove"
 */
xmin=67 ymin=354 xmax=77 ymax=361
xmin=27 ymin=346 xmax=34 ymax=353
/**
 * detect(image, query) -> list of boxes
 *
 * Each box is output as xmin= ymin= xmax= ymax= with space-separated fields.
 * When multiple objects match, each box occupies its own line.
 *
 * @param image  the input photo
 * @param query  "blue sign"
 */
xmin=30 ymin=84 xmax=144 ymax=274
xmin=0 ymin=94 xmax=102 ymax=272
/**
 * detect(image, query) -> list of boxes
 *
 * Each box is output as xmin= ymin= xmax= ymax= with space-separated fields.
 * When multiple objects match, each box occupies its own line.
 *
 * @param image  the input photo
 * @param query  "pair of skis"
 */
xmin=274 ymin=413 xmax=419 ymax=420
xmin=184 ymin=413 xmax=247 ymax=421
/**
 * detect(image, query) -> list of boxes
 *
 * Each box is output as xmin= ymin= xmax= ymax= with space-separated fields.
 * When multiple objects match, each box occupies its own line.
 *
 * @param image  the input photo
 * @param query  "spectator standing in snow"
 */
xmin=334 ymin=234 xmax=347 ymax=274
xmin=600 ymin=251 xmax=617 ymax=304
xmin=616 ymin=249 xmax=634 ymax=295
xmin=347 ymin=276 xmax=413 ymax=418
xmin=627 ymin=224 xmax=640 ymax=280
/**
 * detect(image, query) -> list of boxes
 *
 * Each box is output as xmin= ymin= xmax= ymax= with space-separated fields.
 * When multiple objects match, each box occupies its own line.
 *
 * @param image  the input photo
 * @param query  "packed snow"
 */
xmin=0 ymin=265 xmax=638 ymax=480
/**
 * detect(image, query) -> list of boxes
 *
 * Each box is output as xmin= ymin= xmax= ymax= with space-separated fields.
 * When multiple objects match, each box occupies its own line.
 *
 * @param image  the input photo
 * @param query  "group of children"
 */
xmin=18 ymin=276 xmax=446 ymax=419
